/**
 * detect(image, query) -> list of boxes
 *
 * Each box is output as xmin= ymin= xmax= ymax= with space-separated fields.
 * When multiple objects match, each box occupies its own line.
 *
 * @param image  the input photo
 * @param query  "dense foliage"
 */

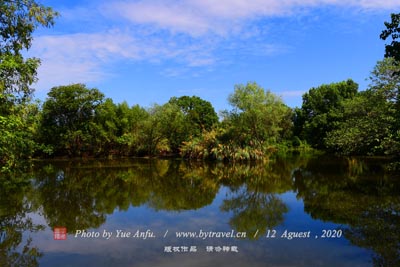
xmin=324 ymin=58 xmax=400 ymax=155
xmin=1 ymin=5 xmax=400 ymax=171
xmin=39 ymin=84 xmax=104 ymax=157
xmin=0 ymin=0 xmax=57 ymax=103
xmin=293 ymin=79 xmax=359 ymax=149
xmin=34 ymin=82 xmax=294 ymax=161
xmin=0 ymin=0 xmax=57 ymax=172
xmin=381 ymin=13 xmax=400 ymax=62
xmin=293 ymin=58 xmax=400 ymax=156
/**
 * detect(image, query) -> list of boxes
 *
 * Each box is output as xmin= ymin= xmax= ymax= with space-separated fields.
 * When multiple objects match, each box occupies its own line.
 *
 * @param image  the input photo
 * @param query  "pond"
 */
xmin=1 ymin=154 xmax=399 ymax=267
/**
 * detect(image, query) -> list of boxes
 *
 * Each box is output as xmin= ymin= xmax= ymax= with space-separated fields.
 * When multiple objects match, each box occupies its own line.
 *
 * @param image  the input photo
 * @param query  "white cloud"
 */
xmin=30 ymin=0 xmax=399 ymax=91
xmin=30 ymin=30 xmax=138 ymax=90
xmin=105 ymin=1 xmax=213 ymax=36
xmin=355 ymin=0 xmax=400 ymax=9
xmin=30 ymin=29 xmax=222 ymax=90
xmin=104 ymin=0 xmax=400 ymax=36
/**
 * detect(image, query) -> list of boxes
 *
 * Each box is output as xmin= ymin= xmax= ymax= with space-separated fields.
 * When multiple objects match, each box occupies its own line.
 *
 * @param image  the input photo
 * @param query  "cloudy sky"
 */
xmin=30 ymin=0 xmax=400 ymax=111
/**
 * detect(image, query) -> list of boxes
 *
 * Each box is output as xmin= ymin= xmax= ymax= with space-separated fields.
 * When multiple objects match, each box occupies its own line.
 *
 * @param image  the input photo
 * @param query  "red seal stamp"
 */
xmin=53 ymin=227 xmax=67 ymax=240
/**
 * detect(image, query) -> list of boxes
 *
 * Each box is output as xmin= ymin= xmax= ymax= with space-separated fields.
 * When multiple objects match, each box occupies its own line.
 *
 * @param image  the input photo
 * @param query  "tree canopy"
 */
xmin=226 ymin=82 xmax=292 ymax=145
xmin=0 ymin=0 xmax=58 ymax=104
xmin=0 ymin=0 xmax=57 ymax=171
xmin=40 ymin=84 xmax=105 ymax=156
xmin=294 ymin=79 xmax=358 ymax=149
xmin=2 ymin=6 xmax=400 ymax=169
xmin=168 ymin=95 xmax=218 ymax=135
xmin=325 ymin=58 xmax=400 ymax=155
xmin=381 ymin=13 xmax=400 ymax=62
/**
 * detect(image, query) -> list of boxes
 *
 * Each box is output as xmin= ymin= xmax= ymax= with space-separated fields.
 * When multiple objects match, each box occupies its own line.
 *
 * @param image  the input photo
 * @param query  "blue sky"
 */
xmin=30 ymin=0 xmax=400 ymax=112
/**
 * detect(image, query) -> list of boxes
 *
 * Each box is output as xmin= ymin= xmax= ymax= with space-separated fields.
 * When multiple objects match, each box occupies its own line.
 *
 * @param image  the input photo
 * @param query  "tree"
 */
xmin=142 ymin=103 xmax=187 ymax=155
xmin=168 ymin=95 xmax=218 ymax=137
xmin=325 ymin=59 xmax=400 ymax=155
xmin=0 ymin=0 xmax=58 ymax=106
xmin=0 ymin=102 xmax=40 ymax=171
xmin=325 ymin=91 xmax=394 ymax=155
xmin=91 ymin=98 xmax=118 ymax=155
xmin=111 ymin=102 xmax=149 ymax=156
xmin=194 ymin=82 xmax=294 ymax=161
xmin=294 ymin=79 xmax=358 ymax=149
xmin=225 ymin=82 xmax=292 ymax=146
xmin=0 ymin=0 xmax=57 ymax=171
xmin=380 ymin=13 xmax=400 ymax=62
xmin=40 ymin=84 xmax=104 ymax=157
xmin=368 ymin=57 xmax=400 ymax=155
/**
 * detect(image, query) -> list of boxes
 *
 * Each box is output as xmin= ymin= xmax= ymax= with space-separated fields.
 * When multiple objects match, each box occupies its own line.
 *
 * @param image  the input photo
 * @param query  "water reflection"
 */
xmin=147 ymin=162 xmax=220 ymax=211
xmin=0 ymin=155 xmax=399 ymax=266
xmin=221 ymin=188 xmax=287 ymax=239
xmin=293 ymin=156 xmax=400 ymax=266
xmin=216 ymin=158 xmax=301 ymax=238
xmin=0 ymin=175 xmax=44 ymax=267
xmin=32 ymin=158 xmax=303 ymax=234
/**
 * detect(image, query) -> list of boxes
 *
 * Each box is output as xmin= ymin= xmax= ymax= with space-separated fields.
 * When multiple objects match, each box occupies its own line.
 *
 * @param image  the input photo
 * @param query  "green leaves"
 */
xmin=0 ymin=0 xmax=58 ymax=54
xmin=0 ymin=102 xmax=39 ymax=172
xmin=323 ymin=59 xmax=400 ymax=156
xmin=381 ymin=13 xmax=400 ymax=62
xmin=181 ymin=83 xmax=293 ymax=161
xmin=0 ymin=1 xmax=57 ymax=171
xmin=226 ymin=82 xmax=292 ymax=146
xmin=0 ymin=0 xmax=58 ymax=104
xmin=169 ymin=95 xmax=218 ymax=135
xmin=0 ymin=54 xmax=39 ymax=104
xmin=40 ymin=84 xmax=105 ymax=156
xmin=294 ymin=79 xmax=358 ymax=149
xmin=228 ymin=82 xmax=267 ymax=112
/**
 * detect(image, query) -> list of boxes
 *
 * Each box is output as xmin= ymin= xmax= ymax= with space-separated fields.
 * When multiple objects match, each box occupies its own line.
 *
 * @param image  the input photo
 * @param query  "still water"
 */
xmin=1 ymin=154 xmax=399 ymax=267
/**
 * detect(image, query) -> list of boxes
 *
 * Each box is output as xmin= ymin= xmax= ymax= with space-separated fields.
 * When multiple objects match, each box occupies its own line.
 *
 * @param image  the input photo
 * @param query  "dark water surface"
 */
xmin=1 ymin=155 xmax=399 ymax=267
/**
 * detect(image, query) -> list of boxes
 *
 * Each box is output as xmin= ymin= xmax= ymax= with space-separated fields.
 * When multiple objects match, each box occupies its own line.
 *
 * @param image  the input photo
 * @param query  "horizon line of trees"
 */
xmin=37 ymin=82 xmax=295 ymax=160
xmin=3 ymin=66 xmax=400 ymax=161
xmin=1 ymin=1 xmax=400 ymax=173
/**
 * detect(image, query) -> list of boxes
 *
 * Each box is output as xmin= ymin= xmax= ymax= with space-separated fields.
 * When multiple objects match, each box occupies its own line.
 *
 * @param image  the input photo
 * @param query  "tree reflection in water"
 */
xmin=293 ymin=155 xmax=400 ymax=267
xmin=221 ymin=186 xmax=287 ymax=239
xmin=1 ymin=155 xmax=399 ymax=266
xmin=0 ymin=174 xmax=44 ymax=267
xmin=216 ymin=157 xmax=302 ymax=239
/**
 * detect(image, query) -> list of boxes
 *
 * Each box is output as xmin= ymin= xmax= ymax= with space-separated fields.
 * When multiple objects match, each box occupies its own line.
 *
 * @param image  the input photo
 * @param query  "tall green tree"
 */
xmin=0 ymin=1 xmax=57 ymax=170
xmin=380 ymin=13 xmax=400 ymax=62
xmin=369 ymin=57 xmax=400 ymax=116
xmin=369 ymin=57 xmax=400 ymax=155
xmin=0 ymin=102 xmax=40 ymax=171
xmin=112 ymin=102 xmax=149 ymax=156
xmin=326 ymin=58 xmax=400 ymax=155
xmin=141 ymin=103 xmax=186 ymax=155
xmin=40 ymin=84 xmax=104 ymax=157
xmin=225 ymin=82 xmax=292 ymax=146
xmin=0 ymin=0 xmax=58 ymax=106
xmin=294 ymin=79 xmax=358 ymax=149
xmin=324 ymin=91 xmax=394 ymax=155
xmin=168 ymin=95 xmax=218 ymax=137
xmin=193 ymin=82 xmax=293 ymax=161
xmin=91 ymin=98 xmax=118 ymax=155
